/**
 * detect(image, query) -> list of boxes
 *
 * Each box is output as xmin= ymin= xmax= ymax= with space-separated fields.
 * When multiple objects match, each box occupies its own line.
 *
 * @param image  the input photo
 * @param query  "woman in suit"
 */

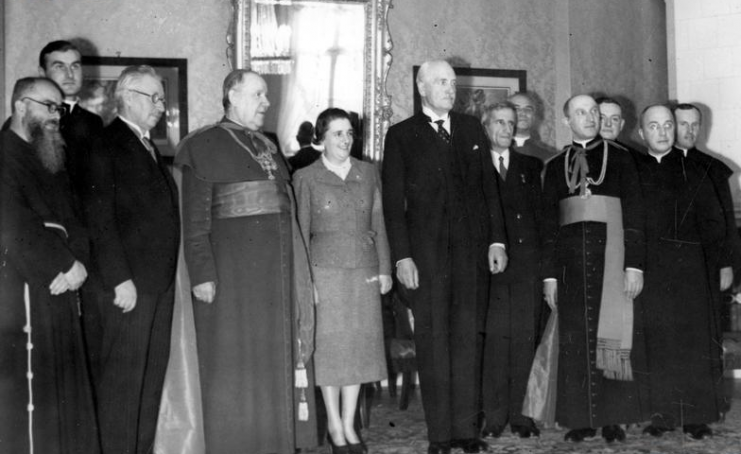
xmin=294 ymin=108 xmax=392 ymax=454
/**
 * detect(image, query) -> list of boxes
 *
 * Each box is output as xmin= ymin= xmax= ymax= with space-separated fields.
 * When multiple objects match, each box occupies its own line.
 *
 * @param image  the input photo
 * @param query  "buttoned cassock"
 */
xmin=541 ymin=136 xmax=648 ymax=429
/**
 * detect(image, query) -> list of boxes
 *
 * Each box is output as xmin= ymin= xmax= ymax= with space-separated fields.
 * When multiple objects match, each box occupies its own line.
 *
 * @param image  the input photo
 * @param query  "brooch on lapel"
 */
xmin=472 ymin=145 xmax=479 ymax=151
xmin=520 ymin=174 xmax=527 ymax=184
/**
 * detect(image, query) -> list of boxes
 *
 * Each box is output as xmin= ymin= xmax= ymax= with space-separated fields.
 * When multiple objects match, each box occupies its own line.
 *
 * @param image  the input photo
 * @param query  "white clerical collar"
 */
xmin=322 ymin=155 xmax=352 ymax=180
xmin=64 ymin=98 xmax=79 ymax=112
xmin=573 ymin=139 xmax=592 ymax=148
xmin=676 ymin=146 xmax=689 ymax=157
xmin=649 ymin=150 xmax=671 ymax=163
xmin=118 ymin=115 xmax=151 ymax=140
xmin=513 ymin=136 xmax=530 ymax=147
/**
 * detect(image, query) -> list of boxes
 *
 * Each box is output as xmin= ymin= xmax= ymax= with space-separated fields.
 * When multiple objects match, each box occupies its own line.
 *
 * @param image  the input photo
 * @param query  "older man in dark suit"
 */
xmin=82 ymin=65 xmax=180 ymax=454
xmin=382 ymin=59 xmax=508 ymax=454
xmin=479 ymin=102 xmax=546 ymax=440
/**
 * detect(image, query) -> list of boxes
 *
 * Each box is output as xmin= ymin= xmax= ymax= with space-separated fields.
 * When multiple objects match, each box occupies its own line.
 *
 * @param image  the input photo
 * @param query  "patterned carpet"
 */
xmin=304 ymin=381 xmax=741 ymax=454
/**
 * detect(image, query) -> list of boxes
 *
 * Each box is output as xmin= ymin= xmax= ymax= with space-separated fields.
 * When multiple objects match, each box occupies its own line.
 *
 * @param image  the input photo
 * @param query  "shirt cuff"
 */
xmin=625 ymin=267 xmax=643 ymax=274
xmin=489 ymin=243 xmax=506 ymax=250
xmin=543 ymin=278 xmax=557 ymax=283
xmin=396 ymin=257 xmax=413 ymax=267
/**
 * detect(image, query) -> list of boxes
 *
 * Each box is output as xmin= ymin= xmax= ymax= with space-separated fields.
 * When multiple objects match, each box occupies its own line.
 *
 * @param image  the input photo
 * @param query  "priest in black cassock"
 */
xmin=635 ymin=104 xmax=725 ymax=440
xmin=542 ymin=94 xmax=647 ymax=443
xmin=0 ymin=77 xmax=99 ymax=453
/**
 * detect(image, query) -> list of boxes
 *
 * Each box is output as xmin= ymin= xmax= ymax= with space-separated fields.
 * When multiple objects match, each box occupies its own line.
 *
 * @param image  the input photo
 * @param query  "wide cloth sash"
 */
xmin=559 ymin=195 xmax=633 ymax=381
xmin=212 ymin=180 xmax=291 ymax=219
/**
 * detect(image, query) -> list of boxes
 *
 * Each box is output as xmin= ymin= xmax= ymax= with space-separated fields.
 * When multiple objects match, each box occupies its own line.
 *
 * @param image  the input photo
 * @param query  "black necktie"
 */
xmin=435 ymin=120 xmax=451 ymax=144
xmin=499 ymin=156 xmax=507 ymax=181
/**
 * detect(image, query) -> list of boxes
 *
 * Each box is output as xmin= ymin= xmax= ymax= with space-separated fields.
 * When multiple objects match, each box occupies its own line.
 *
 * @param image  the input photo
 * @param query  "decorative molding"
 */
xmin=227 ymin=0 xmax=393 ymax=161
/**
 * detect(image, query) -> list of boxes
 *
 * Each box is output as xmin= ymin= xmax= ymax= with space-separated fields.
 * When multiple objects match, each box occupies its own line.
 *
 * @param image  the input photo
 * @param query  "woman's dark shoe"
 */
xmin=564 ymin=427 xmax=597 ymax=442
xmin=347 ymin=442 xmax=364 ymax=454
xmin=683 ymin=423 xmax=712 ymax=440
xmin=602 ymin=425 xmax=626 ymax=442
xmin=327 ymin=434 xmax=350 ymax=454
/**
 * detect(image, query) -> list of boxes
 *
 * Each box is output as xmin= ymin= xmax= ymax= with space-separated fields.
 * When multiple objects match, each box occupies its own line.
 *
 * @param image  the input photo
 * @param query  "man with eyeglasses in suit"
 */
xmin=82 ymin=65 xmax=180 ymax=454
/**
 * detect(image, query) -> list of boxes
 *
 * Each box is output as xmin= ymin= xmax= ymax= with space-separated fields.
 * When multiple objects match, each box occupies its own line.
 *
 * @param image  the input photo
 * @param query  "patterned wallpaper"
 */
xmin=4 ymin=0 xmax=233 ymax=135
xmin=3 ymin=0 xmax=667 ymax=151
xmin=387 ymin=0 xmax=559 ymax=147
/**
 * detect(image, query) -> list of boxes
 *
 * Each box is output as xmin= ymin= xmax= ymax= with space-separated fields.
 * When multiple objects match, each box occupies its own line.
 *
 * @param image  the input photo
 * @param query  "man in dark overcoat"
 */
xmin=81 ymin=65 xmax=180 ymax=454
xmin=541 ymin=94 xmax=647 ymax=443
xmin=636 ymin=104 xmax=725 ymax=440
xmin=479 ymin=102 xmax=546 ymax=439
xmin=382 ymin=59 xmax=508 ymax=454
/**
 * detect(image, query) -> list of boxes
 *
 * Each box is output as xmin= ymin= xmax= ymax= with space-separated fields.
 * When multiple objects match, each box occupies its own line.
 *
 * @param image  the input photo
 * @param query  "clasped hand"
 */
xmin=49 ymin=260 xmax=87 ymax=295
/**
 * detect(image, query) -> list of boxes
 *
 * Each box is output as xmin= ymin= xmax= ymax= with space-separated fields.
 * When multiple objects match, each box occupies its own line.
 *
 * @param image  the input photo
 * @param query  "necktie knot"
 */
xmin=435 ymin=120 xmax=451 ymax=144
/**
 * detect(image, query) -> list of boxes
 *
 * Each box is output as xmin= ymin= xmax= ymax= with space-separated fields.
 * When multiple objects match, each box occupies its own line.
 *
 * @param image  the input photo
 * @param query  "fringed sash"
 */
xmin=559 ymin=195 xmax=633 ymax=381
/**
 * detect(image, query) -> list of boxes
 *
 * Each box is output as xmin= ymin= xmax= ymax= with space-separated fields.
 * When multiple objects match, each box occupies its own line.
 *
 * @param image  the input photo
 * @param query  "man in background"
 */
xmin=673 ymin=103 xmax=740 ymax=291
xmin=508 ymin=91 xmax=555 ymax=162
xmin=83 ymin=65 xmax=180 ymax=454
xmin=37 ymin=40 xmax=104 ymax=194
xmin=0 ymin=77 xmax=99 ymax=453
xmin=288 ymin=120 xmax=321 ymax=172
xmin=596 ymin=97 xmax=626 ymax=143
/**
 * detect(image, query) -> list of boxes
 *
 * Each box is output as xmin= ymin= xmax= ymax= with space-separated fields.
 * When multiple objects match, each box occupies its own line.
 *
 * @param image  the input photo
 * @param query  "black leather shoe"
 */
xmin=602 ymin=425 xmax=626 ymax=442
xmin=511 ymin=423 xmax=540 ymax=438
xmin=481 ymin=425 xmax=504 ymax=439
xmin=428 ymin=441 xmax=451 ymax=454
xmin=683 ymin=423 xmax=712 ymax=440
xmin=643 ymin=424 xmax=673 ymax=437
xmin=564 ymin=427 xmax=597 ymax=442
xmin=450 ymin=438 xmax=488 ymax=453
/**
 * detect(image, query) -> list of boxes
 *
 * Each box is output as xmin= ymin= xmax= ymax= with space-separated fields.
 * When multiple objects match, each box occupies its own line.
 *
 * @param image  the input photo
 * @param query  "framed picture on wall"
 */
xmin=413 ymin=66 xmax=526 ymax=121
xmin=79 ymin=56 xmax=188 ymax=157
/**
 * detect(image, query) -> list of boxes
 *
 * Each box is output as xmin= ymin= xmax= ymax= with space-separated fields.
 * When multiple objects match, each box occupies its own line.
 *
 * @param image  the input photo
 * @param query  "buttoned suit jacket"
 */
xmin=485 ymin=149 xmax=543 ymax=283
xmin=83 ymin=117 xmax=180 ymax=294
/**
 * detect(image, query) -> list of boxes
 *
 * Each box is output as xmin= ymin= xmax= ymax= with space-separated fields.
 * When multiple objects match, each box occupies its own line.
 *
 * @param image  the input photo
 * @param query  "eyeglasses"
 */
xmin=127 ymin=89 xmax=166 ymax=106
xmin=22 ymin=97 xmax=67 ymax=116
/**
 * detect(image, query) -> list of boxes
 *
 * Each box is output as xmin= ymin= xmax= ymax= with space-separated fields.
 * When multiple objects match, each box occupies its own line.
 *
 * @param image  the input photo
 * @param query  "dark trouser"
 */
xmin=90 ymin=284 xmax=174 ymax=454
xmin=482 ymin=279 xmax=543 ymax=429
xmin=409 ymin=245 xmax=484 ymax=443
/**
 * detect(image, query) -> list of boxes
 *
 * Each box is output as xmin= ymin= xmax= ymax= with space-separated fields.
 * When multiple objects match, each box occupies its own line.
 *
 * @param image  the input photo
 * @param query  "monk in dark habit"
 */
xmin=0 ymin=77 xmax=99 ymax=453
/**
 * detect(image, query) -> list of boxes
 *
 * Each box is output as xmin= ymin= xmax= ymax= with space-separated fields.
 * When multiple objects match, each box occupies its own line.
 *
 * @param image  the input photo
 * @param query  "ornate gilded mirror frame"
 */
xmin=227 ymin=0 xmax=393 ymax=161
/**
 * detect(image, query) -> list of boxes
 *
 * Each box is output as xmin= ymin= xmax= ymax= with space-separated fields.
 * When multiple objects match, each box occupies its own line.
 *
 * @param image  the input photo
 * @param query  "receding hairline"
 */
xmin=563 ymin=94 xmax=596 ymax=118
xmin=416 ymin=60 xmax=454 ymax=85
xmin=639 ymin=104 xmax=673 ymax=129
